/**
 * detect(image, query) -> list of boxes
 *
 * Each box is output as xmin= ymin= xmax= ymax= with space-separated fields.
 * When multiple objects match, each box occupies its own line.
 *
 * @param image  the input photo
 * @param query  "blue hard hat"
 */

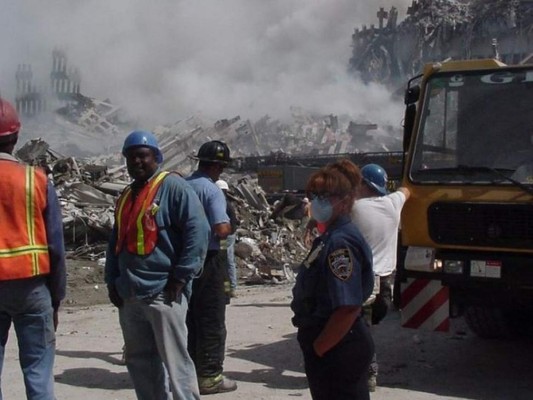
xmin=361 ymin=163 xmax=388 ymax=196
xmin=122 ymin=130 xmax=163 ymax=164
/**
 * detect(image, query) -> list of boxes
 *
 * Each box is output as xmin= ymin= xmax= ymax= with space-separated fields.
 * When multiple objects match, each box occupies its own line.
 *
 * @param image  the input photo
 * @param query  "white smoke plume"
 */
xmin=0 ymin=0 xmax=411 ymax=127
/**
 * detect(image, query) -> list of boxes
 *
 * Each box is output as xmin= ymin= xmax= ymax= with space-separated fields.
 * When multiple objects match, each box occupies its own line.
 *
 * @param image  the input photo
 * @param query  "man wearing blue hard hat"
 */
xmin=105 ymin=130 xmax=210 ymax=400
xmin=352 ymin=163 xmax=410 ymax=392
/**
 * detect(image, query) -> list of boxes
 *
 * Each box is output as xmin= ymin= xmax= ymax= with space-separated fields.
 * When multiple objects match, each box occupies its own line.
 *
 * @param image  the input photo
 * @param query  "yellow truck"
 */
xmin=399 ymin=59 xmax=533 ymax=338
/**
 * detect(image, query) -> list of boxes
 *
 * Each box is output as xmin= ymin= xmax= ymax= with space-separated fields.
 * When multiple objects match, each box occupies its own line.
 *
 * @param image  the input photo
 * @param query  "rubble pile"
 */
xmin=16 ymin=139 xmax=128 ymax=256
xmin=223 ymin=176 xmax=309 ymax=284
xmin=10 ymin=49 xmax=401 ymax=284
xmin=350 ymin=0 xmax=533 ymax=85
xmin=16 ymin=139 xmax=310 ymax=284
xmin=14 ymin=93 xmax=400 ymax=284
xmin=155 ymin=107 xmax=401 ymax=178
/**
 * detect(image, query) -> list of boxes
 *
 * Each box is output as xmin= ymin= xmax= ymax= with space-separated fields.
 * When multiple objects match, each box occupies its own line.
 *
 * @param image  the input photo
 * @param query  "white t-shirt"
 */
xmin=351 ymin=191 xmax=407 ymax=277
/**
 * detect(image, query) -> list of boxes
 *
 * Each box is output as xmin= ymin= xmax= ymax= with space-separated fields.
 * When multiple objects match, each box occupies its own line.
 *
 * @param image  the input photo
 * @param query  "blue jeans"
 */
xmin=0 ymin=277 xmax=56 ymax=400
xmin=119 ymin=291 xmax=200 ymax=400
xmin=226 ymin=234 xmax=237 ymax=290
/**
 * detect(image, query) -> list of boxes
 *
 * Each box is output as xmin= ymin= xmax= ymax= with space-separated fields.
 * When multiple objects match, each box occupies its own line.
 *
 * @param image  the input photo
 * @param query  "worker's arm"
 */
xmin=214 ymin=222 xmax=232 ymax=239
xmin=44 ymin=182 xmax=66 ymax=311
xmin=104 ymin=226 xmax=120 ymax=285
xmin=303 ymin=218 xmax=317 ymax=248
xmin=397 ymin=186 xmax=410 ymax=200
xmin=208 ymin=185 xmax=231 ymax=239
xmin=104 ymin=226 xmax=124 ymax=308
xmin=313 ymin=305 xmax=361 ymax=357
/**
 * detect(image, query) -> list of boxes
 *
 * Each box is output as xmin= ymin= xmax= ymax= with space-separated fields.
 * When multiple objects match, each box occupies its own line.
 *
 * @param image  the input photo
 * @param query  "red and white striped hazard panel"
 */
xmin=400 ymin=278 xmax=450 ymax=332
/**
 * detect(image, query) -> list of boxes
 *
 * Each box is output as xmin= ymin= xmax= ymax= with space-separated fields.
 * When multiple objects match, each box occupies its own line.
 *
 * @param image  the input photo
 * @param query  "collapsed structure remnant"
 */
xmin=350 ymin=0 xmax=533 ymax=85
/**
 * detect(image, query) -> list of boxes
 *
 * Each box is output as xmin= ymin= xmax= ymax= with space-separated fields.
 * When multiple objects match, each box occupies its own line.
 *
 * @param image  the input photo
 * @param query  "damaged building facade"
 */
xmin=350 ymin=0 xmax=533 ymax=85
xmin=13 ymin=49 xmax=129 ymax=156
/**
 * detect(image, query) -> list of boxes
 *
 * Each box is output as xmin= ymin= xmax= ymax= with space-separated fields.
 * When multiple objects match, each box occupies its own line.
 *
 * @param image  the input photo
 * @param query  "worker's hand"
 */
xmin=312 ymin=339 xmax=326 ymax=358
xmin=164 ymin=279 xmax=185 ymax=304
xmin=108 ymin=284 xmax=124 ymax=308
xmin=303 ymin=227 xmax=315 ymax=249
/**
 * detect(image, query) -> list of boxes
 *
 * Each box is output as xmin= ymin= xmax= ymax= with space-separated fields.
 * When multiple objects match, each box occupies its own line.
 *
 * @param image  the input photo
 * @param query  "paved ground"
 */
xmin=3 ymin=283 xmax=532 ymax=399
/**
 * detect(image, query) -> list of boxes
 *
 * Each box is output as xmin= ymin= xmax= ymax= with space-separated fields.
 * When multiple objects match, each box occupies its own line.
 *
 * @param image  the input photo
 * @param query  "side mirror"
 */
xmin=403 ymin=104 xmax=416 ymax=152
xmin=404 ymin=85 xmax=420 ymax=105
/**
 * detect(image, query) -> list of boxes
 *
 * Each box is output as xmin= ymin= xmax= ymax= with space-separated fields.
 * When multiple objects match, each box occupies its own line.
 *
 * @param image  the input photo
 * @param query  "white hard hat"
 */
xmin=215 ymin=179 xmax=229 ymax=191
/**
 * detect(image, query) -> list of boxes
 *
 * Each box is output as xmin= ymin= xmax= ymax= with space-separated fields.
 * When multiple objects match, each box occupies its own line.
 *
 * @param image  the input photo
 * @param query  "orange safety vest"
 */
xmin=0 ymin=160 xmax=50 ymax=280
xmin=115 ymin=171 xmax=169 ymax=256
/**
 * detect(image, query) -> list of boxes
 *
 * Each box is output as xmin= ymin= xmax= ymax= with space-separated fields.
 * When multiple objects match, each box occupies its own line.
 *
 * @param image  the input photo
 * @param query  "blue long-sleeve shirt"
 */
xmin=45 ymin=182 xmax=67 ymax=307
xmin=105 ymin=172 xmax=210 ymax=300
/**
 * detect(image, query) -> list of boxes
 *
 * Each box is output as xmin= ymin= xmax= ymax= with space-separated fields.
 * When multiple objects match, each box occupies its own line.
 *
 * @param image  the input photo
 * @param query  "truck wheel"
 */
xmin=464 ymin=306 xmax=511 ymax=339
xmin=504 ymin=308 xmax=533 ymax=337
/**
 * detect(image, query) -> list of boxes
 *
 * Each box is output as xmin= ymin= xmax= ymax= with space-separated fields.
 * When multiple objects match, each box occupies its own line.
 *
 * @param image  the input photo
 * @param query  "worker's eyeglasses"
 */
xmin=310 ymin=192 xmax=336 ymax=201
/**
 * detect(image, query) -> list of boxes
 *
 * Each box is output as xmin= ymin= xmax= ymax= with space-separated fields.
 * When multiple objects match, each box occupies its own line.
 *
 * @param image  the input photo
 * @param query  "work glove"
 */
xmin=108 ymin=284 xmax=124 ymax=308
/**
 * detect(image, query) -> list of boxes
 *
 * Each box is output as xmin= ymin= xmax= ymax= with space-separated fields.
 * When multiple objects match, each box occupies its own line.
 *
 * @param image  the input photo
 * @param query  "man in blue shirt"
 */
xmin=105 ymin=130 xmax=210 ymax=400
xmin=186 ymin=140 xmax=237 ymax=395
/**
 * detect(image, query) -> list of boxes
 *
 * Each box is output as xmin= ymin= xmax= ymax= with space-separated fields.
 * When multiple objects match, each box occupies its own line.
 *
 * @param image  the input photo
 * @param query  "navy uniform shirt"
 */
xmin=291 ymin=215 xmax=374 ymax=328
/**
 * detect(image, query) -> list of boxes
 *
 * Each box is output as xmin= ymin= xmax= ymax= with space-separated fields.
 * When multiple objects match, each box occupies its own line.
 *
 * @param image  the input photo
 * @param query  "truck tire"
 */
xmin=464 ymin=306 xmax=511 ymax=339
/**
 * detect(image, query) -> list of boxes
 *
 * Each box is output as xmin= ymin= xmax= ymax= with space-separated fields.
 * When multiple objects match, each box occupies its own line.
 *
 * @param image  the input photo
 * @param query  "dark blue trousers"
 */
xmin=297 ymin=317 xmax=374 ymax=400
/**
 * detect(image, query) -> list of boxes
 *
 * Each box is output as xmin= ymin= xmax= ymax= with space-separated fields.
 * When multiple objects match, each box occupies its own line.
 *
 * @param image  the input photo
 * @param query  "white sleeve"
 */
xmin=388 ymin=191 xmax=407 ymax=213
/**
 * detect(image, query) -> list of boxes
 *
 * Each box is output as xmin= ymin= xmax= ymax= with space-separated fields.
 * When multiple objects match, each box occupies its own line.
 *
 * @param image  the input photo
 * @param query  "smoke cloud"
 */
xmin=0 ymin=0 xmax=411 ymax=127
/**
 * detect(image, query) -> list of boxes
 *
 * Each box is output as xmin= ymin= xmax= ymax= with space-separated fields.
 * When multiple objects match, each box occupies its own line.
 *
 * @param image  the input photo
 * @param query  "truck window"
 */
xmin=413 ymin=82 xmax=458 ymax=170
xmin=409 ymin=67 xmax=533 ymax=184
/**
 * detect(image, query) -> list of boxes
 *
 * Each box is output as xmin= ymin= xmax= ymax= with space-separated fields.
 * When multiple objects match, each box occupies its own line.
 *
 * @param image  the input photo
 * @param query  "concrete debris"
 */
xmin=13 ymin=103 xmax=399 ymax=285
xmin=16 ymin=138 xmax=311 ymax=285
xmin=154 ymin=109 xmax=400 ymax=177
xmin=9 ymin=50 xmax=402 ymax=285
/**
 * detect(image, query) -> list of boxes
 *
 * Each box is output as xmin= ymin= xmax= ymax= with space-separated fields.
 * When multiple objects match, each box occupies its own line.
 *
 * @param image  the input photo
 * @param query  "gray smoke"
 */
xmin=0 ymin=0 xmax=411 ymax=127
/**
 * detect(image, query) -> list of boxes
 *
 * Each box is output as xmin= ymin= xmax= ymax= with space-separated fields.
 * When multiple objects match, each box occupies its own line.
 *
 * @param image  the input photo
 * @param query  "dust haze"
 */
xmin=0 ymin=0 xmax=411 ymax=127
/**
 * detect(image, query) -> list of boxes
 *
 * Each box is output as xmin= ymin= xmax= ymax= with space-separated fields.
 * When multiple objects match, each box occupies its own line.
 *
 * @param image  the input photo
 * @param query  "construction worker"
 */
xmin=186 ymin=140 xmax=237 ymax=394
xmin=105 ymin=130 xmax=210 ymax=400
xmin=0 ymin=98 xmax=66 ymax=399
xmin=351 ymin=163 xmax=410 ymax=391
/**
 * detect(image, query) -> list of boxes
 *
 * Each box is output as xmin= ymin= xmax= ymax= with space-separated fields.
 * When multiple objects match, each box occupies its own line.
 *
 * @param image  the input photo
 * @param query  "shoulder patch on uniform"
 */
xmin=328 ymin=248 xmax=354 ymax=281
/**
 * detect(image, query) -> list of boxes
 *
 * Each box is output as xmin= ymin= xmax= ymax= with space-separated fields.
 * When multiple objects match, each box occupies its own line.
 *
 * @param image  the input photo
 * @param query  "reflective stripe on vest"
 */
xmin=0 ymin=163 xmax=50 ymax=280
xmin=115 ymin=171 xmax=169 ymax=255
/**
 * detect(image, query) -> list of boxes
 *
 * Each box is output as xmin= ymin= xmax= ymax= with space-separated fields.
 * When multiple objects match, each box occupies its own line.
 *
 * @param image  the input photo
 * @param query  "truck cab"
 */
xmin=400 ymin=59 xmax=533 ymax=337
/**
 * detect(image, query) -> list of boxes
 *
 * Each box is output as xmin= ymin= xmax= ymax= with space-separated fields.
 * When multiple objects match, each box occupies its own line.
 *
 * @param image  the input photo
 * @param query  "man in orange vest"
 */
xmin=105 ymin=130 xmax=210 ymax=400
xmin=0 ymin=98 xmax=66 ymax=400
